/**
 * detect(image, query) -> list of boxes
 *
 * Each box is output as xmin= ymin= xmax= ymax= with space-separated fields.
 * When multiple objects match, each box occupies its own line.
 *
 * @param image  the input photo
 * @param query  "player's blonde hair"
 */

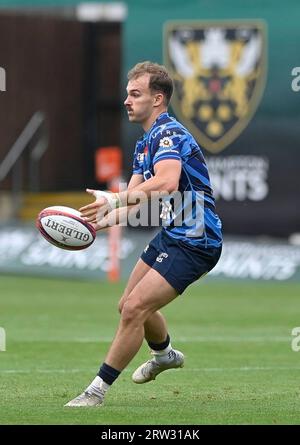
xmin=127 ymin=61 xmax=173 ymax=105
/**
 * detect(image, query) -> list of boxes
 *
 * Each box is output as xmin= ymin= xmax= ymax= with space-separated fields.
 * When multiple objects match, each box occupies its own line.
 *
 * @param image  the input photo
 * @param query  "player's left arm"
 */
xmin=79 ymin=160 xmax=181 ymax=229
xmin=119 ymin=159 xmax=181 ymax=207
xmin=79 ymin=161 xmax=180 ymax=229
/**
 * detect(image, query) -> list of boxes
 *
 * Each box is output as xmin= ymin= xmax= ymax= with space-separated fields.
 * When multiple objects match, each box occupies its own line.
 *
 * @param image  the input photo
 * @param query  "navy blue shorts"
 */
xmin=141 ymin=230 xmax=222 ymax=294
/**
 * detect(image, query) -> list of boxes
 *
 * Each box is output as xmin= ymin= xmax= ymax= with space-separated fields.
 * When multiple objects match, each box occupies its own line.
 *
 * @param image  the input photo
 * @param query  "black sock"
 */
xmin=97 ymin=362 xmax=121 ymax=386
xmin=147 ymin=334 xmax=170 ymax=351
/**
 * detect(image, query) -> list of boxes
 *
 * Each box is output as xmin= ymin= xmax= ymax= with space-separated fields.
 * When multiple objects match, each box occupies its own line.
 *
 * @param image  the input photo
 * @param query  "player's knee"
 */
xmin=118 ymin=298 xmax=124 ymax=314
xmin=121 ymin=299 xmax=143 ymax=325
xmin=118 ymin=293 xmax=128 ymax=314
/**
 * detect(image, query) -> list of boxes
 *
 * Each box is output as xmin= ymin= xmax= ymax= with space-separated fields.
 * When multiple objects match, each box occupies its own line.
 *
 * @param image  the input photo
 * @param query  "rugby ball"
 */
xmin=36 ymin=206 xmax=96 ymax=250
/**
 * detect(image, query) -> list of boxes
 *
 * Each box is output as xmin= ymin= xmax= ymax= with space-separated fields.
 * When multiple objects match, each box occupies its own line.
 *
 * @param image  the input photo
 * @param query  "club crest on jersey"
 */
xmin=159 ymin=137 xmax=173 ymax=148
xmin=164 ymin=20 xmax=267 ymax=153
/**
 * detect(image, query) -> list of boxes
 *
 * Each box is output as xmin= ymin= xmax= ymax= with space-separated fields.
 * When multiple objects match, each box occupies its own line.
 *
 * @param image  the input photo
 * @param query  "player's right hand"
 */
xmin=79 ymin=189 xmax=119 ymax=225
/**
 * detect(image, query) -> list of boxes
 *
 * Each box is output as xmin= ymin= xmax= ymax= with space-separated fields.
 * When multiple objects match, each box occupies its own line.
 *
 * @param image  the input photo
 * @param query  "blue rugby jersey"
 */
xmin=132 ymin=112 xmax=222 ymax=248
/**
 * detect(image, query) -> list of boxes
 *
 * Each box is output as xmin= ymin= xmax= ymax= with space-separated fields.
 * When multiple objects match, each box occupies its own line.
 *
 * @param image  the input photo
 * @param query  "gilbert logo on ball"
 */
xmin=36 ymin=206 xmax=96 ymax=250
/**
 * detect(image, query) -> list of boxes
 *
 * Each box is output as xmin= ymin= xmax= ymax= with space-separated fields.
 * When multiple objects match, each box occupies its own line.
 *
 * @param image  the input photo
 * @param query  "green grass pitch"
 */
xmin=1 ymin=274 xmax=300 ymax=425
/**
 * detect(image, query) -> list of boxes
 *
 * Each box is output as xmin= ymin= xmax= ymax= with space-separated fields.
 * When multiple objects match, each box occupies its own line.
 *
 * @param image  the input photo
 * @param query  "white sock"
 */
xmin=85 ymin=376 xmax=110 ymax=398
xmin=151 ymin=344 xmax=174 ymax=364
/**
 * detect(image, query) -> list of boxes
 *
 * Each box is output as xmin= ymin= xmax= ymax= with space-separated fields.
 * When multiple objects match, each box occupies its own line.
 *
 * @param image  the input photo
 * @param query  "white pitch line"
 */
xmin=0 ymin=369 xmax=92 ymax=374
xmin=4 ymin=336 xmax=292 ymax=344
xmin=166 ymin=336 xmax=290 ymax=343
xmin=70 ymin=336 xmax=290 ymax=343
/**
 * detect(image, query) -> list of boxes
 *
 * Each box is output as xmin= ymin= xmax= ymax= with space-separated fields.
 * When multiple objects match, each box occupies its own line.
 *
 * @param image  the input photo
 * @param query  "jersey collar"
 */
xmin=144 ymin=112 xmax=170 ymax=137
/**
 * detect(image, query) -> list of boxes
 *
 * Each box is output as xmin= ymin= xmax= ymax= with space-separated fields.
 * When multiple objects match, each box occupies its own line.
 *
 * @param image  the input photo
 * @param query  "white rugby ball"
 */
xmin=36 ymin=205 xmax=96 ymax=250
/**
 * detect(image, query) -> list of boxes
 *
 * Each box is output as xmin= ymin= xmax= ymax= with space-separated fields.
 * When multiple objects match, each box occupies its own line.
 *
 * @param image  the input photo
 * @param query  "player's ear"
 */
xmin=153 ymin=93 xmax=164 ymax=107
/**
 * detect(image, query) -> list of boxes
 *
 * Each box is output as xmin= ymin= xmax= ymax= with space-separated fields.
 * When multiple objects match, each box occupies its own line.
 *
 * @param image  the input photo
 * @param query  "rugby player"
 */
xmin=65 ymin=61 xmax=222 ymax=407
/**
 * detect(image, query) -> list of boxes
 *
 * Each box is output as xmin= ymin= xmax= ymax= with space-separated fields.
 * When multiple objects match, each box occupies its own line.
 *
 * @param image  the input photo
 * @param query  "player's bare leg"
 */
xmin=118 ymin=260 xmax=184 ymax=381
xmin=119 ymin=259 xmax=169 ymax=344
xmin=121 ymin=266 xmax=184 ymax=384
xmin=65 ymin=268 xmax=183 ymax=406
xmin=104 ymin=268 xmax=178 ymax=370
xmin=132 ymin=308 xmax=184 ymax=385
xmin=144 ymin=311 xmax=169 ymax=343
xmin=64 ymin=259 xmax=149 ymax=407
xmin=118 ymin=258 xmax=152 ymax=312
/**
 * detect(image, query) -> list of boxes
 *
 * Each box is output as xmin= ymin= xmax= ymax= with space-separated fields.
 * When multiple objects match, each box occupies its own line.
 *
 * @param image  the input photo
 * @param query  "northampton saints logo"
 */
xmin=164 ymin=21 xmax=267 ymax=153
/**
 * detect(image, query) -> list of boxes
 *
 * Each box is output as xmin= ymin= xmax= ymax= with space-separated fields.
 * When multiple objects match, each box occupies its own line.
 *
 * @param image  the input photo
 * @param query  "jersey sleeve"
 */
xmin=151 ymin=131 xmax=183 ymax=166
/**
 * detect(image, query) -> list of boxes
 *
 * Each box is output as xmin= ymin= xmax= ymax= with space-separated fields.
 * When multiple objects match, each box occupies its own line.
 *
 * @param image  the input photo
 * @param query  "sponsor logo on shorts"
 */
xmin=156 ymin=252 xmax=169 ymax=263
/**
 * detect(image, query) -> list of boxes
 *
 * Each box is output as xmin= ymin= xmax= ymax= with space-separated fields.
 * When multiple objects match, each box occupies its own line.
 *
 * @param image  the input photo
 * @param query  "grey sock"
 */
xmin=152 ymin=344 xmax=175 ymax=364
xmin=85 ymin=376 xmax=110 ymax=398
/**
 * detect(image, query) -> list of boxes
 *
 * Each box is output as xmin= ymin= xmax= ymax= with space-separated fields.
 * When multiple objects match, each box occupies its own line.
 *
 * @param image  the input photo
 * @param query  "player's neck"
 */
xmin=142 ymin=107 xmax=168 ymax=132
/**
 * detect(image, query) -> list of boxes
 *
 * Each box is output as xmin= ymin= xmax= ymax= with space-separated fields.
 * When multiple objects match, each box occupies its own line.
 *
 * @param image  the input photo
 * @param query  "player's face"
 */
xmin=124 ymin=74 xmax=158 ymax=128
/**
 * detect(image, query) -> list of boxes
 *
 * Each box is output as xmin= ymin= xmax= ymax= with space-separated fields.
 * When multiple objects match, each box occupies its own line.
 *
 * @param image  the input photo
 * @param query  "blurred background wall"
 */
xmin=0 ymin=6 xmax=122 ymax=191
